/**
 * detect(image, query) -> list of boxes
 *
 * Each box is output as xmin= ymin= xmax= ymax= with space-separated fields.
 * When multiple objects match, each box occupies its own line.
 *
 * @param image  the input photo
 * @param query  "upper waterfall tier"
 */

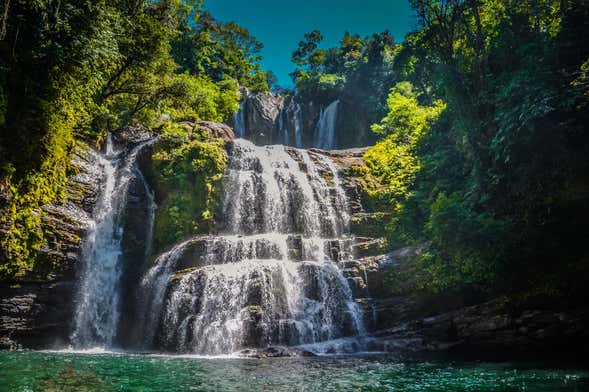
xmin=222 ymin=139 xmax=348 ymax=236
xmin=139 ymin=139 xmax=365 ymax=354
xmin=232 ymin=90 xmax=344 ymax=149
xmin=231 ymin=89 xmax=380 ymax=149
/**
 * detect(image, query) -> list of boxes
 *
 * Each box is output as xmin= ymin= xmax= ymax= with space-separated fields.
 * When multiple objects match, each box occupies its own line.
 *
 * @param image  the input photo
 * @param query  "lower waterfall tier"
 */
xmin=137 ymin=234 xmax=366 ymax=355
xmin=156 ymin=259 xmax=364 ymax=355
xmin=133 ymin=139 xmax=367 ymax=354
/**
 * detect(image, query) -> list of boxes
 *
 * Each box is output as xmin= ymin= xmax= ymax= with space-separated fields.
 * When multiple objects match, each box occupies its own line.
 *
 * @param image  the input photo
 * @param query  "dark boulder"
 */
xmin=112 ymin=125 xmax=152 ymax=146
xmin=195 ymin=121 xmax=235 ymax=142
xmin=372 ymin=298 xmax=589 ymax=360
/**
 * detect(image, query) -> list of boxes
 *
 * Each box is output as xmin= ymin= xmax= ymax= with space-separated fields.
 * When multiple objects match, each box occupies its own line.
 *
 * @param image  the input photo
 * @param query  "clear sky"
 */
xmin=204 ymin=0 xmax=417 ymax=87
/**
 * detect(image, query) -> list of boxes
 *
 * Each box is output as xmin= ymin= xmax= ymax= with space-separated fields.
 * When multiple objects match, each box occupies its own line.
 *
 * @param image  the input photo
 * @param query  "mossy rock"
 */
xmin=144 ymin=122 xmax=229 ymax=253
xmin=352 ymin=237 xmax=389 ymax=258
xmin=170 ymin=267 xmax=198 ymax=283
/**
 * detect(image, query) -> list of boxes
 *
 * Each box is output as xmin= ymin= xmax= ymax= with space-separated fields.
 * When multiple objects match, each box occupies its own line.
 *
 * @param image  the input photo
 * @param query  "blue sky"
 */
xmin=204 ymin=0 xmax=417 ymax=87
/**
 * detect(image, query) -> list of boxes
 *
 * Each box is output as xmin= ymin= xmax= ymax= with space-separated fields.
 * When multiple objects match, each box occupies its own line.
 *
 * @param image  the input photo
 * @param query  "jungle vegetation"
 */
xmin=293 ymin=0 xmax=589 ymax=300
xmin=0 ymin=0 xmax=269 ymax=277
xmin=1 ymin=0 xmax=588 ymax=305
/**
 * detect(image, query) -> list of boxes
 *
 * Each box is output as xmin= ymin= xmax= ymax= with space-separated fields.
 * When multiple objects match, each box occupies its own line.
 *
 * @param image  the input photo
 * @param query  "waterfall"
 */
xmin=294 ymin=104 xmax=303 ymax=148
xmin=314 ymin=100 xmax=340 ymax=150
xmin=137 ymin=168 xmax=156 ymax=259
xmin=140 ymin=139 xmax=364 ymax=354
xmin=279 ymin=101 xmax=303 ymax=148
xmin=278 ymin=107 xmax=289 ymax=146
xmin=234 ymin=100 xmax=246 ymax=138
xmin=71 ymin=135 xmax=154 ymax=348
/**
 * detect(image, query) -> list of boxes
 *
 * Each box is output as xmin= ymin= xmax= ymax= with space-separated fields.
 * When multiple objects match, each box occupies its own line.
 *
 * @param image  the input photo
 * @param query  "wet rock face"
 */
xmin=370 ymin=298 xmax=589 ymax=359
xmin=239 ymin=90 xmax=284 ymax=145
xmin=233 ymin=89 xmax=380 ymax=149
xmin=114 ymin=167 xmax=156 ymax=348
xmin=247 ymin=94 xmax=283 ymax=137
xmin=112 ymin=125 xmax=152 ymax=146
xmin=0 ymin=144 xmax=102 ymax=350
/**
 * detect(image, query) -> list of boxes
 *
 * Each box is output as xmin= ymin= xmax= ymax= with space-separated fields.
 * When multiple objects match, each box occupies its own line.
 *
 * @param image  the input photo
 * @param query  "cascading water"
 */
xmin=294 ymin=104 xmax=303 ymax=148
xmin=140 ymin=138 xmax=365 ymax=354
xmin=314 ymin=100 xmax=340 ymax=150
xmin=71 ymin=135 xmax=154 ymax=348
xmin=278 ymin=107 xmax=289 ymax=146
xmin=278 ymin=101 xmax=303 ymax=148
xmin=234 ymin=100 xmax=247 ymax=138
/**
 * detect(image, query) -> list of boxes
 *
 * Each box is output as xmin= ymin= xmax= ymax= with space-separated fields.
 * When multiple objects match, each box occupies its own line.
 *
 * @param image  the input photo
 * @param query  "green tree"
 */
xmin=0 ymin=0 xmax=260 ymax=277
xmin=171 ymin=11 xmax=269 ymax=91
xmin=367 ymin=0 xmax=589 ymax=297
xmin=361 ymin=82 xmax=445 ymax=211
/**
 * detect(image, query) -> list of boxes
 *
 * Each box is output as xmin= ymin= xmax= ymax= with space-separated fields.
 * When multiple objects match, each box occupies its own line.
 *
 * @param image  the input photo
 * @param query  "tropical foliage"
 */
xmin=359 ymin=0 xmax=589 ymax=299
xmin=0 ymin=0 xmax=268 ymax=277
xmin=290 ymin=29 xmax=399 ymax=127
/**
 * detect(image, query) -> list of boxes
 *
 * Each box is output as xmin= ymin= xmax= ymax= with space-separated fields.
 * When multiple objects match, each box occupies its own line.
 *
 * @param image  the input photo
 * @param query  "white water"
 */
xmin=71 ymin=136 xmax=154 ymax=348
xmin=234 ymin=100 xmax=246 ymax=138
xmin=294 ymin=104 xmax=303 ymax=148
xmin=314 ymin=100 xmax=340 ymax=150
xmin=278 ymin=101 xmax=303 ymax=148
xmin=278 ymin=106 xmax=289 ymax=146
xmin=140 ymin=139 xmax=364 ymax=354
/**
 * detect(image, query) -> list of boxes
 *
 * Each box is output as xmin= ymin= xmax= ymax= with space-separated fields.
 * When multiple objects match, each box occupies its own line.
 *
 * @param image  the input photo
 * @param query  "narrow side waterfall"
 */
xmin=278 ymin=106 xmax=289 ymax=146
xmin=71 ymin=135 xmax=154 ymax=348
xmin=314 ymin=100 xmax=340 ymax=150
xmin=140 ymin=139 xmax=364 ymax=354
xmin=294 ymin=104 xmax=303 ymax=148
xmin=278 ymin=101 xmax=303 ymax=148
xmin=234 ymin=100 xmax=247 ymax=138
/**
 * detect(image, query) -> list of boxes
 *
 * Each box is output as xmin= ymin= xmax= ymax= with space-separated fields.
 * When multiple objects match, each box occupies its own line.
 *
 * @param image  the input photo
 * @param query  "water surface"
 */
xmin=1 ymin=351 xmax=587 ymax=391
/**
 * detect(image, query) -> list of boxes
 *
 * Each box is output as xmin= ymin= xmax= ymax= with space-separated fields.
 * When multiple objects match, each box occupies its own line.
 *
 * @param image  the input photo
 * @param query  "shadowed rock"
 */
xmin=0 ymin=144 xmax=102 ymax=350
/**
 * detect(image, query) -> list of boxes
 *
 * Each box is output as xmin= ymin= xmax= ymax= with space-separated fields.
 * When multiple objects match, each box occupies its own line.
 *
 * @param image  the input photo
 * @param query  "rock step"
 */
xmin=367 ymin=299 xmax=589 ymax=356
xmin=351 ymin=237 xmax=388 ymax=258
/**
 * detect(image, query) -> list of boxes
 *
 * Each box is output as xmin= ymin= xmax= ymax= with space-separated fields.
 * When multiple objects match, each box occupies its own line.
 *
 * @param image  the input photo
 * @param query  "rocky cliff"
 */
xmin=233 ymin=90 xmax=377 ymax=149
xmin=0 ymin=144 xmax=102 ymax=349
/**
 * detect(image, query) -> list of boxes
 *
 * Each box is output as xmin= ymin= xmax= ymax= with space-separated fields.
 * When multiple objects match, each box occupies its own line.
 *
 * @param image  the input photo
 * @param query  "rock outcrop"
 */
xmin=242 ymin=91 xmax=283 ymax=145
xmin=370 ymin=298 xmax=589 ymax=360
xmin=112 ymin=125 xmax=152 ymax=145
xmin=233 ymin=89 xmax=283 ymax=145
xmin=195 ymin=121 xmax=235 ymax=142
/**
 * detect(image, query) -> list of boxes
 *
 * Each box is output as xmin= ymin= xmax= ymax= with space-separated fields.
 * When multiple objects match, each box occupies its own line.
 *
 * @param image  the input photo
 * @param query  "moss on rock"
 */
xmin=148 ymin=122 xmax=229 ymax=254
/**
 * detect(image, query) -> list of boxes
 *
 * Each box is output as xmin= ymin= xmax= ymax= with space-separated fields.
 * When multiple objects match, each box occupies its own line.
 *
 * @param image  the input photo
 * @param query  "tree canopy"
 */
xmin=0 ymin=0 xmax=269 ymax=277
xmin=358 ymin=0 xmax=589 ymax=299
